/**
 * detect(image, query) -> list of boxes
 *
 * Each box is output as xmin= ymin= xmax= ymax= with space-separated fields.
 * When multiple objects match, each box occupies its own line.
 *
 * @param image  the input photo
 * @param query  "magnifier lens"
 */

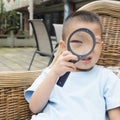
xmin=68 ymin=28 xmax=95 ymax=59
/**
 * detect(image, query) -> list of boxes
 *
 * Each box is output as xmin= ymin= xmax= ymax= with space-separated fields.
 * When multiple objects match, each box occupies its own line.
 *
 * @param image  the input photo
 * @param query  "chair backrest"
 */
xmin=53 ymin=24 xmax=63 ymax=43
xmin=0 ymin=70 xmax=42 ymax=119
xmin=78 ymin=0 xmax=120 ymax=67
xmin=29 ymin=19 xmax=53 ymax=56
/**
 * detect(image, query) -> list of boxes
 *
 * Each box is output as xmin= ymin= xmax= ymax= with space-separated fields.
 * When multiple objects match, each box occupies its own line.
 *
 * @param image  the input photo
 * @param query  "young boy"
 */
xmin=24 ymin=10 xmax=120 ymax=120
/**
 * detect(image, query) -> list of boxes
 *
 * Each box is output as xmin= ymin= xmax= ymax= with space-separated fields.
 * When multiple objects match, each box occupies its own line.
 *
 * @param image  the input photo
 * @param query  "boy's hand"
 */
xmin=51 ymin=51 xmax=78 ymax=77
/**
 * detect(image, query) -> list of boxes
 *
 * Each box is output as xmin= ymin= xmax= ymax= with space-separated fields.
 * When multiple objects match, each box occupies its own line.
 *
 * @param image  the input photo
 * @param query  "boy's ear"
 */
xmin=101 ymin=41 xmax=104 ymax=47
xmin=101 ymin=41 xmax=104 ymax=50
xmin=59 ymin=40 xmax=66 ymax=51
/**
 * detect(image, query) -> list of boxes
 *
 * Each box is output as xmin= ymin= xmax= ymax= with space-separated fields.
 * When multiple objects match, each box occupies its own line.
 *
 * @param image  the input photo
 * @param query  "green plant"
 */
xmin=0 ymin=2 xmax=7 ymax=34
xmin=16 ymin=30 xmax=28 ymax=39
xmin=7 ymin=10 xmax=19 ymax=34
xmin=0 ymin=2 xmax=19 ymax=35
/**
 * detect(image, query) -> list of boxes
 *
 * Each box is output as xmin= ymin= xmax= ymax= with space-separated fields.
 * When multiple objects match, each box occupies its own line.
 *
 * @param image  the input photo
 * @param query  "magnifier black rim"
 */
xmin=67 ymin=28 xmax=96 ymax=60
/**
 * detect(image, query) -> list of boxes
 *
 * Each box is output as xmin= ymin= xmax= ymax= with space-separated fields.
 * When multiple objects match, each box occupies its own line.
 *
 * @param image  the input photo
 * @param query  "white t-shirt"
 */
xmin=24 ymin=65 xmax=120 ymax=120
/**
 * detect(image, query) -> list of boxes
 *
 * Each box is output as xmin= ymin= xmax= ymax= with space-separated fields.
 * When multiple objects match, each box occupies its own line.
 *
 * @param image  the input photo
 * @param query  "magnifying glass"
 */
xmin=57 ymin=28 xmax=96 ymax=87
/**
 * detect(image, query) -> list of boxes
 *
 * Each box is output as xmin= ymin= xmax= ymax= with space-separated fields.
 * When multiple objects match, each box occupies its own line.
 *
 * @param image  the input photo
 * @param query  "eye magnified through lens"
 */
xmin=67 ymin=28 xmax=96 ymax=61
xmin=57 ymin=28 xmax=96 ymax=87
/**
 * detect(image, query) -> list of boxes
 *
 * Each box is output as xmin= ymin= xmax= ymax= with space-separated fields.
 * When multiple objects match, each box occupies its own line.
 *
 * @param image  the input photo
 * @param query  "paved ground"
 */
xmin=0 ymin=47 xmax=50 ymax=71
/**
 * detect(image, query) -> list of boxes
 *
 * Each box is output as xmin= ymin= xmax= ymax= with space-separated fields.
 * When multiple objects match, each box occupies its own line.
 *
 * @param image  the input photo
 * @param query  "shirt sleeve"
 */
xmin=24 ymin=67 xmax=50 ymax=103
xmin=104 ymin=70 xmax=120 ymax=110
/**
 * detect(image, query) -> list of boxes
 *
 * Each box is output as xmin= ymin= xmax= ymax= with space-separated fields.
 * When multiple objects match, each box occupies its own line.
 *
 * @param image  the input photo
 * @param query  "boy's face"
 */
xmin=61 ymin=21 xmax=103 ymax=71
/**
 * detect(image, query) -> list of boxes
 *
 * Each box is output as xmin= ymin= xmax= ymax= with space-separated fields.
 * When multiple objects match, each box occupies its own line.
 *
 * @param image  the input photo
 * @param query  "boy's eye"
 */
xmin=70 ymin=40 xmax=83 ymax=46
xmin=70 ymin=40 xmax=83 ymax=43
xmin=69 ymin=40 xmax=83 ymax=53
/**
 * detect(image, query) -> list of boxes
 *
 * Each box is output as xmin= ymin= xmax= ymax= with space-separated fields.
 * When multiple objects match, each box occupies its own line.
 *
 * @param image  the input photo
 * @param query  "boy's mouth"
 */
xmin=82 ymin=57 xmax=92 ymax=63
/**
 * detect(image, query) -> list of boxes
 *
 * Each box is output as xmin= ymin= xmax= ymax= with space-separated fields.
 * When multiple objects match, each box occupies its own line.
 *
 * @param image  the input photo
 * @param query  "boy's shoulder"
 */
xmin=96 ymin=65 xmax=120 ymax=79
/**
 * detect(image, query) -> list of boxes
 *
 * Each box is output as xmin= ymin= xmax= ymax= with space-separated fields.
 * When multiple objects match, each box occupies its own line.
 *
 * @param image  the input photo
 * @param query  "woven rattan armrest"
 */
xmin=0 ymin=70 xmax=42 ymax=120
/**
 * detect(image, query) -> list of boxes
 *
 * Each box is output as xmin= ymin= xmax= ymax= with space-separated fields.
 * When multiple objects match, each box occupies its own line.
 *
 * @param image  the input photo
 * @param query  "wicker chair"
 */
xmin=0 ymin=1 xmax=120 ymax=120
xmin=0 ymin=70 xmax=41 ymax=120
xmin=78 ymin=0 xmax=120 ymax=67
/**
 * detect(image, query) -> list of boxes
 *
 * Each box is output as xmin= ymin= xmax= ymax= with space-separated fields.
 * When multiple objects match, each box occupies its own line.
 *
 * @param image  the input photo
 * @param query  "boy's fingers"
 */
xmin=61 ymin=51 xmax=77 ymax=61
xmin=61 ymin=61 xmax=76 ymax=71
xmin=62 ymin=50 xmax=73 ymax=56
xmin=63 ymin=54 xmax=78 ymax=62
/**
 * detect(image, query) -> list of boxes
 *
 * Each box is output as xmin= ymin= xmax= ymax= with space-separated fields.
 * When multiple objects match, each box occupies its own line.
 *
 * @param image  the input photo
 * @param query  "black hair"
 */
xmin=62 ymin=10 xmax=103 ymax=40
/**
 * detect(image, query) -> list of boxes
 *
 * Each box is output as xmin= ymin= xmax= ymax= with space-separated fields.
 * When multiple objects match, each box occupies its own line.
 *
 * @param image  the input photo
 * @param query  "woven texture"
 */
xmin=0 ymin=70 xmax=41 ymax=120
xmin=78 ymin=0 xmax=120 ymax=67
xmin=0 ymin=1 xmax=120 ymax=120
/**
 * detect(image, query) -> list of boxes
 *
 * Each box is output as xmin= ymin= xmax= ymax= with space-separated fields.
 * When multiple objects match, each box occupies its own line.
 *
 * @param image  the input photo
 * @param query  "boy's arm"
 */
xmin=29 ymin=51 xmax=77 ymax=114
xmin=108 ymin=107 xmax=120 ymax=120
xmin=29 ymin=70 xmax=59 ymax=113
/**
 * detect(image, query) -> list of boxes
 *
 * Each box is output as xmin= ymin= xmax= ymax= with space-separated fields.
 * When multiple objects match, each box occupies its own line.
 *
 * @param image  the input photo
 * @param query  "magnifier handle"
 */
xmin=57 ymin=72 xmax=70 ymax=87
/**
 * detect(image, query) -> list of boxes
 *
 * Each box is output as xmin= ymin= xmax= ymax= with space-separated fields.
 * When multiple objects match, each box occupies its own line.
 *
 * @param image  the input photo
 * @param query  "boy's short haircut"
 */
xmin=62 ymin=10 xmax=103 ymax=40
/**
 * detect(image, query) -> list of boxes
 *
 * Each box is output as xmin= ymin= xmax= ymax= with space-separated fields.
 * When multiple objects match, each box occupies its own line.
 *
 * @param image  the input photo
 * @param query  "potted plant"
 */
xmin=6 ymin=10 xmax=20 ymax=36
xmin=16 ymin=30 xmax=28 ymax=39
xmin=0 ymin=2 xmax=19 ymax=38
xmin=0 ymin=2 xmax=8 ymax=38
